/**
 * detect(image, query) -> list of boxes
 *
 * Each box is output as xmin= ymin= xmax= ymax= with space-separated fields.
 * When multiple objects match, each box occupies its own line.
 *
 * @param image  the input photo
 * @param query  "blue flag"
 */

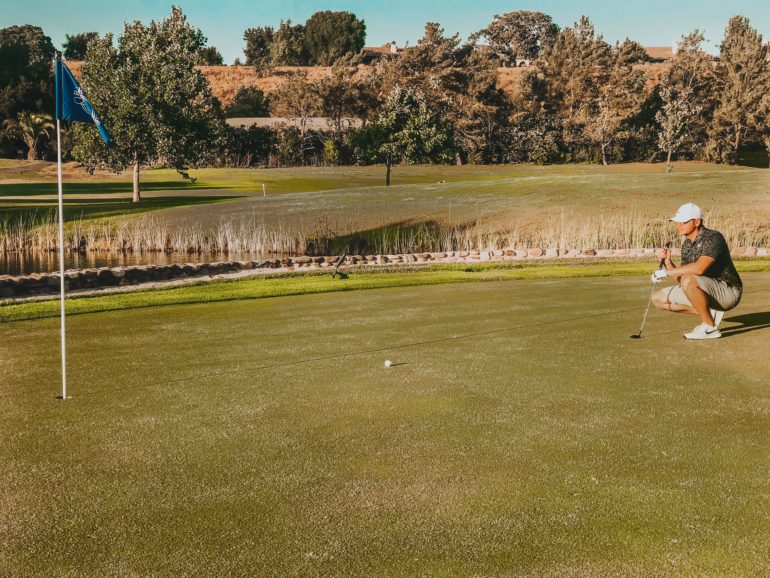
xmin=55 ymin=58 xmax=111 ymax=146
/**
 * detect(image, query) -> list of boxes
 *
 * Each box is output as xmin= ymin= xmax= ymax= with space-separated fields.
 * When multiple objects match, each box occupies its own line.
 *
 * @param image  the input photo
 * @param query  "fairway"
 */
xmin=3 ymin=162 xmax=770 ymax=231
xmin=2 ymin=274 xmax=770 ymax=575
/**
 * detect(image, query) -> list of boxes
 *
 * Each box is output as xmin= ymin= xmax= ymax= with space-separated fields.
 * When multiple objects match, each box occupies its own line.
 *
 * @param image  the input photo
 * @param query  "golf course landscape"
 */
xmin=1 ymin=160 xmax=770 ymax=575
xmin=2 ymin=269 xmax=770 ymax=575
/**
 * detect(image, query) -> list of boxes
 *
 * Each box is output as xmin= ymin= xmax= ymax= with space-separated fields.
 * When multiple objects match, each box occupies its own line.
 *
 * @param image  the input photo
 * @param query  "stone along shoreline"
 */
xmin=1 ymin=246 xmax=767 ymax=299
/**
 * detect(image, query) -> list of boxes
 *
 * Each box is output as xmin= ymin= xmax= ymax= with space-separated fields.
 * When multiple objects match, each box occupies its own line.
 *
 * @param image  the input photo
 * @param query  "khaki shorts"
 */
xmin=665 ymin=276 xmax=742 ymax=311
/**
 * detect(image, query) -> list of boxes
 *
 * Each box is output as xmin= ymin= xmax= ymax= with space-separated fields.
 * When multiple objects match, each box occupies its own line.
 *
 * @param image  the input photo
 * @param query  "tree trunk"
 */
xmin=385 ymin=154 xmax=391 ymax=187
xmin=132 ymin=154 xmax=141 ymax=203
xmin=26 ymin=146 xmax=36 ymax=161
xmin=666 ymin=149 xmax=673 ymax=174
xmin=764 ymin=137 xmax=770 ymax=169
xmin=601 ymin=142 xmax=608 ymax=166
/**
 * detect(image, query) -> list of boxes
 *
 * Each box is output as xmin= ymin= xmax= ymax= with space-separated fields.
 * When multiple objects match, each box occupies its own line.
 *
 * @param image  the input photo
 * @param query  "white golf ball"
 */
xmin=384 ymin=360 xmax=393 ymax=367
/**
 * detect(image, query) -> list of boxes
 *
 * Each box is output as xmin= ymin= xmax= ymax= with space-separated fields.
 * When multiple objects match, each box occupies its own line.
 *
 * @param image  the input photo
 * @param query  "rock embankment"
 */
xmin=1 ymin=246 xmax=767 ymax=299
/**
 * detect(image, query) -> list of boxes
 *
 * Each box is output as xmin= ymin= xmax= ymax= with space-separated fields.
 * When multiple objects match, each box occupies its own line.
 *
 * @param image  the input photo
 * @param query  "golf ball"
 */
xmin=384 ymin=360 xmax=393 ymax=367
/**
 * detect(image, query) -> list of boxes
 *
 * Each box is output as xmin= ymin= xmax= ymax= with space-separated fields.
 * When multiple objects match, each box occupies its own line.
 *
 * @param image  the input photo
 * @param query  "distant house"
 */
xmin=495 ymin=53 xmax=531 ymax=67
xmin=362 ymin=43 xmax=401 ymax=65
xmin=226 ymin=117 xmax=363 ymax=132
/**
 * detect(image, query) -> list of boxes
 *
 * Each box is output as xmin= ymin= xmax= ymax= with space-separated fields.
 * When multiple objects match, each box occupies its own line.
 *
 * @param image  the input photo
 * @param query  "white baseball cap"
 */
xmin=669 ymin=203 xmax=703 ymax=223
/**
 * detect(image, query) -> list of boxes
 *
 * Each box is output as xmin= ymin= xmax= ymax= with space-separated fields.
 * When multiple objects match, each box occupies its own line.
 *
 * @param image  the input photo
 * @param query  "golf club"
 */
xmin=630 ymin=241 xmax=672 ymax=339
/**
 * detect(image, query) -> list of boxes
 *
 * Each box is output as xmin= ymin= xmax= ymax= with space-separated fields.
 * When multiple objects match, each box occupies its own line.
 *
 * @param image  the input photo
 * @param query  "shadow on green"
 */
xmin=721 ymin=310 xmax=770 ymax=337
xmin=0 ymin=195 xmax=240 ymax=223
xmin=0 ymin=181 xmax=233 ymax=198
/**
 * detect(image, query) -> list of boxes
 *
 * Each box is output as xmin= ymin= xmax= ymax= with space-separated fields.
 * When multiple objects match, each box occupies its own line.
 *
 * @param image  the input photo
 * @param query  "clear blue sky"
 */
xmin=2 ymin=0 xmax=769 ymax=63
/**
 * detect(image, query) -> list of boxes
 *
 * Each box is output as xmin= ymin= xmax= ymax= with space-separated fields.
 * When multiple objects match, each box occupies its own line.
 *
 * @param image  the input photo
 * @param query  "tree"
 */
xmin=316 ymin=64 xmax=377 ymax=131
xmin=71 ymin=7 xmax=224 ymax=203
xmin=378 ymin=22 xmax=510 ymax=164
xmin=303 ymin=11 xmax=366 ymax=66
xmin=270 ymin=20 xmax=306 ymax=66
xmin=269 ymin=72 xmax=322 ymax=135
xmin=385 ymin=22 xmax=463 ymax=98
xmin=451 ymin=44 xmax=513 ymax=164
xmin=470 ymin=11 xmax=558 ymax=62
xmin=373 ymin=86 xmax=455 ymax=184
xmin=749 ymin=91 xmax=770 ymax=168
xmin=224 ymin=86 xmax=269 ymax=117
xmin=197 ymin=45 xmax=224 ymax=65
xmin=656 ymin=84 xmax=702 ymax=172
xmin=0 ymin=25 xmax=55 ymax=122
xmin=2 ymin=111 xmax=54 ymax=160
xmin=616 ymin=38 xmax=650 ymax=65
xmin=586 ymin=47 xmax=647 ymax=165
xmin=521 ymin=17 xmax=615 ymax=161
xmin=62 ymin=32 xmax=99 ymax=60
xmin=243 ymin=26 xmax=274 ymax=71
xmin=708 ymin=16 xmax=769 ymax=163
xmin=659 ymin=31 xmax=717 ymax=160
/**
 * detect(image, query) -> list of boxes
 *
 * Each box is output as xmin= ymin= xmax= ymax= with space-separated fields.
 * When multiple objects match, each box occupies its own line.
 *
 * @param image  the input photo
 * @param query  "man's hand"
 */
xmin=651 ymin=269 xmax=667 ymax=284
xmin=657 ymin=246 xmax=672 ymax=263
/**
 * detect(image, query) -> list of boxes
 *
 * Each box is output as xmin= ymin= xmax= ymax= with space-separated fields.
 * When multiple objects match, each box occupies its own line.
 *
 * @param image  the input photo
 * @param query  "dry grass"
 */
xmin=64 ymin=62 xmax=672 ymax=107
xmin=3 ymin=211 xmax=768 ymax=264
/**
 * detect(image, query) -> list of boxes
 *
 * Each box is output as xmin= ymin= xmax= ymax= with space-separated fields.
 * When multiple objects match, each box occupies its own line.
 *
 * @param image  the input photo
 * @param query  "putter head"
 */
xmin=630 ymin=334 xmax=642 ymax=339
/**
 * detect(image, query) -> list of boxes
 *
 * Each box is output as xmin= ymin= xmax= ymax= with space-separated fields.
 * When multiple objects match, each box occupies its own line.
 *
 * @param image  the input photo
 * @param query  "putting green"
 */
xmin=2 ymin=274 xmax=769 ymax=575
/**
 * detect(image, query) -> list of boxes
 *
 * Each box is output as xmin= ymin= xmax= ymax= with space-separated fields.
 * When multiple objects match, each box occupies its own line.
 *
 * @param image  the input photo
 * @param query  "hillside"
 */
xmin=65 ymin=62 xmax=669 ymax=108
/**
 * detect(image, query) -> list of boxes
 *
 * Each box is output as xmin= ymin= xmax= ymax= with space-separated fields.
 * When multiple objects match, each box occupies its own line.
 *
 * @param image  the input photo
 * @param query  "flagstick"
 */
xmin=56 ymin=118 xmax=67 ymax=400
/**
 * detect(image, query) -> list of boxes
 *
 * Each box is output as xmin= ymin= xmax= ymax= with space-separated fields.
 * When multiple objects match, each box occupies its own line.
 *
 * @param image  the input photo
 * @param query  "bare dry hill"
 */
xmin=66 ymin=61 xmax=669 ymax=109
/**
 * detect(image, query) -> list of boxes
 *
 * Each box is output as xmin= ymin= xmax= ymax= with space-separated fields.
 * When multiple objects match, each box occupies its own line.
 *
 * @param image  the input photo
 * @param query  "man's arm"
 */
xmin=665 ymin=255 xmax=715 ymax=281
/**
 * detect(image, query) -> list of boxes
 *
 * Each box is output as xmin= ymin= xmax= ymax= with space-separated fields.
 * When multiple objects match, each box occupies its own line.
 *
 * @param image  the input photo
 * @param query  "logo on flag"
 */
xmin=55 ymin=58 xmax=111 ymax=146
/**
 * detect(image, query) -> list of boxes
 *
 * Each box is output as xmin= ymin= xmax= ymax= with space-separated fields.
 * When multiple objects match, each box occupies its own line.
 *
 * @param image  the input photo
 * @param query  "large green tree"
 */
xmin=270 ymin=20 xmax=306 ymax=66
xmin=0 ymin=25 xmax=55 ymax=124
xmin=62 ymin=32 xmax=99 ymax=60
xmin=708 ymin=16 xmax=770 ymax=163
xmin=72 ymin=6 xmax=224 ymax=202
xmin=303 ymin=11 xmax=366 ymax=66
xmin=243 ymin=26 xmax=274 ymax=71
xmin=470 ymin=10 xmax=558 ymax=62
xmin=363 ymin=86 xmax=454 ymax=184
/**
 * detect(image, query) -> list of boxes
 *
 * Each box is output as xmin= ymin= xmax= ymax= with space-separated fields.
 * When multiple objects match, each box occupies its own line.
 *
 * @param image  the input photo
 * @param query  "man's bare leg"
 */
xmin=652 ymin=277 xmax=715 ymax=326
xmin=679 ymin=275 xmax=715 ymax=325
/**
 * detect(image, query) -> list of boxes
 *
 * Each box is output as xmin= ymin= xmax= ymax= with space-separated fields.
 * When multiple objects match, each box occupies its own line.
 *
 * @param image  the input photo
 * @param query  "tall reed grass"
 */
xmin=2 ymin=210 xmax=769 ymax=260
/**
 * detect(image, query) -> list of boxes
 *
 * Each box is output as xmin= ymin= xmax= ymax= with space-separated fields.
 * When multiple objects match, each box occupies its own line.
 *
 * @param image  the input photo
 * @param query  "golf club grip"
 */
xmin=659 ymin=241 xmax=672 ymax=269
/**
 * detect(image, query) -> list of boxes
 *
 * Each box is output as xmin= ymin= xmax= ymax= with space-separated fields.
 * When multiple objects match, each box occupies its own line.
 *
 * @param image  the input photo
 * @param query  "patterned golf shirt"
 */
xmin=681 ymin=227 xmax=742 ymax=289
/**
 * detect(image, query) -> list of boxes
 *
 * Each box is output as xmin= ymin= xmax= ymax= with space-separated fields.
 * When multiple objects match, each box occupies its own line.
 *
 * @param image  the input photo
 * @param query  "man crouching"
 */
xmin=651 ymin=203 xmax=742 ymax=339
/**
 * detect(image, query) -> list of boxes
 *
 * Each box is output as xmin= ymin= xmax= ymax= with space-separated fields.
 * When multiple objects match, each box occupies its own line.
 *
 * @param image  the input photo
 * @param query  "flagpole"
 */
xmin=56 ymin=116 xmax=67 ymax=401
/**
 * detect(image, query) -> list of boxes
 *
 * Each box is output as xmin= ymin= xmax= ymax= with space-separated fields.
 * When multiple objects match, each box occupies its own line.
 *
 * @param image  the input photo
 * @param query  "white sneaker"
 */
xmin=710 ymin=308 xmax=725 ymax=327
xmin=684 ymin=323 xmax=721 ymax=340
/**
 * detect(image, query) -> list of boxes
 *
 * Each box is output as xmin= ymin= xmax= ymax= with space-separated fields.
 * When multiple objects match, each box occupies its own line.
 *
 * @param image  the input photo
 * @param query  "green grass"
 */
xmin=2 ymin=273 xmax=769 ymax=575
xmin=0 ymin=195 xmax=239 ymax=223
xmin=4 ymin=258 xmax=770 ymax=323
xmin=3 ymin=161 xmax=770 ymax=232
